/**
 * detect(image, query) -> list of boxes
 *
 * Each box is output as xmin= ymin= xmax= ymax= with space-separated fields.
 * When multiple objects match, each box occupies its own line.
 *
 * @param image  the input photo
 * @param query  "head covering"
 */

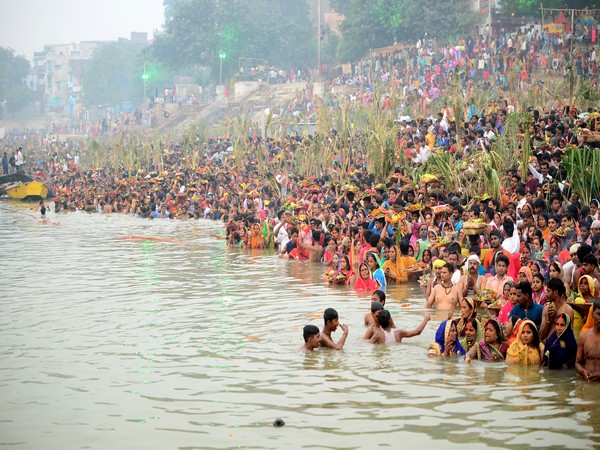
xmin=476 ymin=318 xmax=507 ymax=360
xmin=506 ymin=319 xmax=543 ymax=366
xmin=592 ymin=219 xmax=600 ymax=229
xmin=427 ymin=320 xmax=465 ymax=356
xmin=466 ymin=254 xmax=481 ymax=266
xmin=433 ymin=259 xmax=446 ymax=269
xmin=458 ymin=318 xmax=483 ymax=352
xmin=570 ymin=243 xmax=581 ymax=255
xmin=577 ymin=274 xmax=596 ymax=299
xmin=518 ymin=266 xmax=533 ymax=283
xmin=353 ymin=262 xmax=378 ymax=292
xmin=543 ymin=313 xmax=577 ymax=369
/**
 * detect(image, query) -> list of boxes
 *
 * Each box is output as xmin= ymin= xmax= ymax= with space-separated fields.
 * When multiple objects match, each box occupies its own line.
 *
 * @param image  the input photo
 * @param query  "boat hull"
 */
xmin=6 ymin=181 xmax=49 ymax=201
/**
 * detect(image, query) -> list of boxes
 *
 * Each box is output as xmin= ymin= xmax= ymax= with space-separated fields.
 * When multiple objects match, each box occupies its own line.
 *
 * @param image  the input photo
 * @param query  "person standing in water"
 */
xmin=300 ymin=325 xmax=321 ymax=353
xmin=368 ymin=310 xmax=430 ymax=344
xmin=320 ymin=308 xmax=349 ymax=350
xmin=576 ymin=300 xmax=600 ymax=382
xmin=39 ymin=200 xmax=47 ymax=218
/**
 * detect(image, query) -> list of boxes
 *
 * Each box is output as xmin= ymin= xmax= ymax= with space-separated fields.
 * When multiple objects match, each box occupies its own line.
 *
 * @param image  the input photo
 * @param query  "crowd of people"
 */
xmin=3 ymin=24 xmax=600 ymax=380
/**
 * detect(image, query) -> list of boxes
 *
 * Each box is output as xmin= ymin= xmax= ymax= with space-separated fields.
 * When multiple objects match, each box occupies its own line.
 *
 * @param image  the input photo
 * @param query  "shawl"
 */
xmin=543 ymin=313 xmax=577 ymax=369
xmin=427 ymin=320 xmax=466 ymax=356
xmin=506 ymin=319 xmax=544 ymax=366
xmin=354 ymin=263 xmax=378 ymax=292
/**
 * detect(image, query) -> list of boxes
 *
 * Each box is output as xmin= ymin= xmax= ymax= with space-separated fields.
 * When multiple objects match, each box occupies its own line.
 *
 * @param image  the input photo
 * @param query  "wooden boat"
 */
xmin=0 ymin=173 xmax=33 ymax=196
xmin=5 ymin=181 xmax=49 ymax=201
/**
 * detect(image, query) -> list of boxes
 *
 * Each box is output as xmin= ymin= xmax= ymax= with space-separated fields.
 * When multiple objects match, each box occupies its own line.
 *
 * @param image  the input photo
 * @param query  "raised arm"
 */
xmin=320 ymin=324 xmax=349 ymax=350
xmin=396 ymin=315 xmax=430 ymax=341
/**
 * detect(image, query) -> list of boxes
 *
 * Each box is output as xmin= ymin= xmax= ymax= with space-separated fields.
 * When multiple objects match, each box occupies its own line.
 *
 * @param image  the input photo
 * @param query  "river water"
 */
xmin=1 ymin=201 xmax=600 ymax=449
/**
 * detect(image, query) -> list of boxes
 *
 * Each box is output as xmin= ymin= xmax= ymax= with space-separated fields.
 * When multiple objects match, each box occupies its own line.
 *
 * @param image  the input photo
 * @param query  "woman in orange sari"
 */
xmin=247 ymin=222 xmax=266 ymax=249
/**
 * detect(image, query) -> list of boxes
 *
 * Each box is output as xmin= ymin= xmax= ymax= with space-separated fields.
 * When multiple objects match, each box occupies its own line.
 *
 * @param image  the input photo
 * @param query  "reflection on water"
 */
xmin=1 ymin=201 xmax=600 ymax=449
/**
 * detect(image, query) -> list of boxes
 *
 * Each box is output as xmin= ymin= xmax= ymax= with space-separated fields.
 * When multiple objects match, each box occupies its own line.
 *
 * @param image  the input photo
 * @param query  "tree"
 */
xmin=338 ymin=0 xmax=394 ymax=62
xmin=499 ymin=0 xmax=600 ymax=16
xmin=337 ymin=0 xmax=480 ymax=61
xmin=81 ymin=42 xmax=143 ymax=107
xmin=153 ymin=0 xmax=314 ymax=81
xmin=0 ymin=47 xmax=35 ymax=115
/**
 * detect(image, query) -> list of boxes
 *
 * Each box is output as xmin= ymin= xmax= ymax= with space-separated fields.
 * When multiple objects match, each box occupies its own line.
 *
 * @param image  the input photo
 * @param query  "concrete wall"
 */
xmin=234 ymin=81 xmax=259 ymax=101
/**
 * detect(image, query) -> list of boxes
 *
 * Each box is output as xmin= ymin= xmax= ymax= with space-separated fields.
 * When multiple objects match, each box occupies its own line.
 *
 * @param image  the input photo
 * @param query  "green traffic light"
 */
xmin=142 ymin=73 xmax=149 ymax=80
xmin=219 ymin=51 xmax=227 ymax=59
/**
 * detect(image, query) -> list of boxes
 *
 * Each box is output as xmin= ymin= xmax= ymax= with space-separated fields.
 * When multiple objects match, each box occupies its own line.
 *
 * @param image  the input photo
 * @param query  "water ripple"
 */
xmin=1 ymin=201 xmax=600 ymax=449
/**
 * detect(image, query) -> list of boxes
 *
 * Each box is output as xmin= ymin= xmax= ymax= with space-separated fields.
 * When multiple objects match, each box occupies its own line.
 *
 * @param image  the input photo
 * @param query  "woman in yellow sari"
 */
xmin=382 ymin=242 xmax=416 ymax=284
xmin=506 ymin=319 xmax=544 ymax=366
xmin=573 ymin=274 xmax=596 ymax=337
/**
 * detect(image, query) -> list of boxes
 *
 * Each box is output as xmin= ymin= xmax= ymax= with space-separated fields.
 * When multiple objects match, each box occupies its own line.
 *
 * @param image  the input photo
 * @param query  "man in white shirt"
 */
xmin=273 ymin=210 xmax=291 ymax=252
xmin=412 ymin=137 xmax=431 ymax=164
xmin=483 ymin=123 xmax=496 ymax=145
xmin=15 ymin=147 xmax=24 ymax=174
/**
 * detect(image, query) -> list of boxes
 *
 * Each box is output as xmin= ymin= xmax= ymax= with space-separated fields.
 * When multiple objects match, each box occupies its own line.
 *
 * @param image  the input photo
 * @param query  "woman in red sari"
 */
xmin=354 ymin=261 xmax=377 ymax=292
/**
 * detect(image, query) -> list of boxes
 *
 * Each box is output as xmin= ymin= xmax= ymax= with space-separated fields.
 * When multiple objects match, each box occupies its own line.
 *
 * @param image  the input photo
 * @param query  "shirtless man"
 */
xmin=368 ymin=310 xmax=431 ymax=344
xmin=426 ymin=259 xmax=445 ymax=298
xmin=425 ymin=263 xmax=462 ymax=310
xmin=539 ymin=278 xmax=574 ymax=341
xmin=300 ymin=324 xmax=321 ymax=353
xmin=576 ymin=300 xmax=600 ymax=382
xmin=457 ymin=255 xmax=486 ymax=299
xmin=300 ymin=230 xmax=324 ymax=263
xmin=320 ymin=308 xmax=349 ymax=350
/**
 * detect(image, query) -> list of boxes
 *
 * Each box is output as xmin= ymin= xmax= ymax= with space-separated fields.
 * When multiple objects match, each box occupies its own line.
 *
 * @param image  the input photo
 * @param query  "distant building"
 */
xmin=30 ymin=32 xmax=148 ymax=121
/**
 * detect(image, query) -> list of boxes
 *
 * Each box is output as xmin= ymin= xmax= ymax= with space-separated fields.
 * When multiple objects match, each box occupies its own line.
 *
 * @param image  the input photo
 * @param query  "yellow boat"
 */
xmin=6 ymin=181 xmax=49 ymax=201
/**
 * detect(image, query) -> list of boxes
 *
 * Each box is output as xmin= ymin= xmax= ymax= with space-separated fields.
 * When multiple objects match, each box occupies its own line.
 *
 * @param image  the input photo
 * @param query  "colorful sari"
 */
xmin=543 ymin=313 xmax=577 ymax=369
xmin=506 ymin=319 xmax=544 ymax=366
xmin=574 ymin=275 xmax=596 ymax=336
xmin=456 ymin=298 xmax=478 ymax=336
xmin=427 ymin=320 xmax=466 ymax=356
xmin=475 ymin=319 xmax=508 ymax=361
xmin=354 ymin=262 xmax=378 ymax=292
xmin=458 ymin=318 xmax=484 ymax=353
xmin=476 ymin=340 xmax=509 ymax=361
xmin=382 ymin=247 xmax=416 ymax=283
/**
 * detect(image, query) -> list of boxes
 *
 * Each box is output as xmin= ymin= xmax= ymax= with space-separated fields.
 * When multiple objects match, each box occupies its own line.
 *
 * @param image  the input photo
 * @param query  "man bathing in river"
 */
xmin=300 ymin=324 xmax=321 ymax=353
xmin=576 ymin=300 xmax=600 ymax=382
xmin=321 ymin=308 xmax=349 ymax=350
xmin=425 ymin=263 xmax=462 ymax=310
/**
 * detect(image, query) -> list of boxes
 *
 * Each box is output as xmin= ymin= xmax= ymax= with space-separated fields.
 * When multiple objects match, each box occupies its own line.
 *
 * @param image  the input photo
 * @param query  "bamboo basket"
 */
xmin=462 ymin=221 xmax=489 ymax=235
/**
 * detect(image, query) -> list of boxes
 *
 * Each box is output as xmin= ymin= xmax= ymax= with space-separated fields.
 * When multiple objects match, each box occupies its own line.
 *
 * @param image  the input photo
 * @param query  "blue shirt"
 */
xmin=371 ymin=268 xmax=386 ymax=289
xmin=508 ymin=302 xmax=544 ymax=329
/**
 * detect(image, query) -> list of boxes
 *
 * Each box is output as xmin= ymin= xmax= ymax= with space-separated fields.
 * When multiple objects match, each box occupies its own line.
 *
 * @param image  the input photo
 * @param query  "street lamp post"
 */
xmin=142 ymin=62 xmax=149 ymax=126
xmin=317 ymin=0 xmax=321 ymax=79
xmin=2 ymin=100 xmax=6 ymax=131
xmin=218 ymin=50 xmax=227 ymax=87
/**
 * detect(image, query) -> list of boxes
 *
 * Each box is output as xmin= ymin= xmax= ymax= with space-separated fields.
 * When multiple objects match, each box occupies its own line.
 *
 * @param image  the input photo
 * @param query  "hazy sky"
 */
xmin=0 ymin=0 xmax=165 ymax=61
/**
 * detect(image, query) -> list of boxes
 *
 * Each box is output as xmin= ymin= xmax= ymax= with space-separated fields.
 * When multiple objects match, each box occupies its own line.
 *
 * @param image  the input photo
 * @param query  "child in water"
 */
xmin=39 ymin=200 xmax=47 ymax=218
